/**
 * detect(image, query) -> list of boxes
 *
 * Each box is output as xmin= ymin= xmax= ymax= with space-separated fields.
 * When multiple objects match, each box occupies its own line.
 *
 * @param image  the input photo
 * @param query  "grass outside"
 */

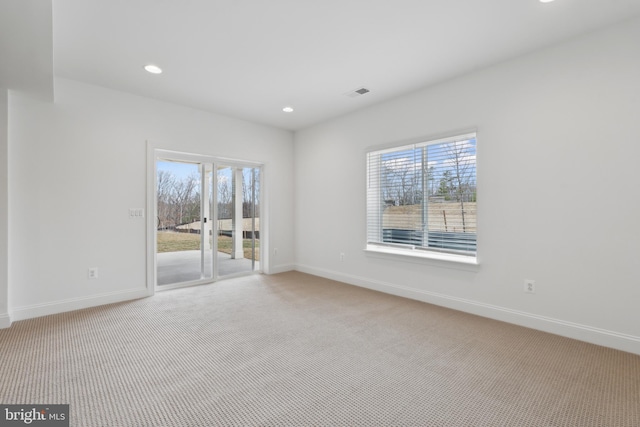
xmin=216 ymin=235 xmax=260 ymax=261
xmin=157 ymin=231 xmax=201 ymax=252
xmin=157 ymin=231 xmax=259 ymax=260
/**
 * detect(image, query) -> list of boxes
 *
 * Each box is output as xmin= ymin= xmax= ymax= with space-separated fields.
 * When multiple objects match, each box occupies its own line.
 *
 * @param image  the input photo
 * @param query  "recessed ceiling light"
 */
xmin=282 ymin=106 xmax=294 ymax=113
xmin=539 ymin=0 xmax=555 ymax=3
xmin=144 ymin=64 xmax=163 ymax=74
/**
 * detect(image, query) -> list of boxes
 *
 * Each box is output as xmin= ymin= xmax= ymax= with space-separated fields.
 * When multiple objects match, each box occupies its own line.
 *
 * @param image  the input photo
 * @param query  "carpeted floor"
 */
xmin=1 ymin=271 xmax=638 ymax=426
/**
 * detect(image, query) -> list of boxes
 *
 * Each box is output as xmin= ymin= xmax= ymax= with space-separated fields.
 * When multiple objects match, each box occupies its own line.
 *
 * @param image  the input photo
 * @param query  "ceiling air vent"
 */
xmin=345 ymin=87 xmax=371 ymax=98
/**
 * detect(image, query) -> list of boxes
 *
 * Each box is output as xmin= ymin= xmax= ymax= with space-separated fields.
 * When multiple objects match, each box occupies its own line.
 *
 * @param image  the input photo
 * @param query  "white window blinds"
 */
xmin=366 ymin=132 xmax=477 ymax=257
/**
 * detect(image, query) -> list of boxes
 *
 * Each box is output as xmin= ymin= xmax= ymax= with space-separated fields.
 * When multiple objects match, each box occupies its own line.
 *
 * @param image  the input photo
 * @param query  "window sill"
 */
xmin=364 ymin=244 xmax=480 ymax=270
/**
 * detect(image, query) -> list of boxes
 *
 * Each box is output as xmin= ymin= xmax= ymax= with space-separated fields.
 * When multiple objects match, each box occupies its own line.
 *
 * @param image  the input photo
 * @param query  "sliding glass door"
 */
xmin=152 ymin=150 xmax=261 ymax=289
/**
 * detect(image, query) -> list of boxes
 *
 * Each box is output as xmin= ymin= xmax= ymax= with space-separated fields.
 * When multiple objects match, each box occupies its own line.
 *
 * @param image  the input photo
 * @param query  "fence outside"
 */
xmin=383 ymin=202 xmax=476 ymax=233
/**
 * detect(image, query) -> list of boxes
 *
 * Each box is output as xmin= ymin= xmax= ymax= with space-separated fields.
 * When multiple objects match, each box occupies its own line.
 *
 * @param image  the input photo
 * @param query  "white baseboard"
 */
xmin=295 ymin=264 xmax=640 ymax=356
xmin=268 ymin=263 xmax=295 ymax=275
xmin=0 ymin=313 xmax=11 ymax=328
xmin=10 ymin=288 xmax=150 ymax=323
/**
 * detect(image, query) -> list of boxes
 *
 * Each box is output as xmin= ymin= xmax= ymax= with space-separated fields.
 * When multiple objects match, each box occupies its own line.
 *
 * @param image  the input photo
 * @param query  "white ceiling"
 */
xmin=6 ymin=1 xmax=640 ymax=131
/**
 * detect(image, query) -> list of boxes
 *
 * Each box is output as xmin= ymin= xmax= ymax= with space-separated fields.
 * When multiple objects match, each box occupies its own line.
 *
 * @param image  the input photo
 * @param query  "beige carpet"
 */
xmin=1 ymin=271 xmax=638 ymax=426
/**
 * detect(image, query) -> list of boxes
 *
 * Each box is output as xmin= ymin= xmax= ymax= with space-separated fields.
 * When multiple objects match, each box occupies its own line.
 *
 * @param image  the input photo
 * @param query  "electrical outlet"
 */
xmin=340 ymin=252 xmax=345 ymax=262
xmin=524 ymin=279 xmax=535 ymax=294
xmin=88 ymin=268 xmax=99 ymax=279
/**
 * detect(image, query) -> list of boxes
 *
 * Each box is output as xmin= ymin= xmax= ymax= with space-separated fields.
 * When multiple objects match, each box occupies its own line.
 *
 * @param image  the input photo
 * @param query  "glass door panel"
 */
xmin=156 ymin=160 xmax=213 ymax=286
xmin=216 ymin=166 xmax=260 ymax=277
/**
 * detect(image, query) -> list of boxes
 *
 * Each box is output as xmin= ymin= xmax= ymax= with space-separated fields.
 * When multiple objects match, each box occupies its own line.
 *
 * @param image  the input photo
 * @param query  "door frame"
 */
xmin=146 ymin=143 xmax=265 ymax=295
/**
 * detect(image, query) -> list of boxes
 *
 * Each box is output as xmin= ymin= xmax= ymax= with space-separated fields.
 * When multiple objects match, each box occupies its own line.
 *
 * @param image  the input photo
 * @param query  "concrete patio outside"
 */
xmin=157 ymin=250 xmax=257 ymax=286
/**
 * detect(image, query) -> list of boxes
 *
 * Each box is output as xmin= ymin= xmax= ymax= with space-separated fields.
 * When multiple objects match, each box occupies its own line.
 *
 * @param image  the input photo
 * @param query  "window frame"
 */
xmin=365 ymin=131 xmax=479 ymax=266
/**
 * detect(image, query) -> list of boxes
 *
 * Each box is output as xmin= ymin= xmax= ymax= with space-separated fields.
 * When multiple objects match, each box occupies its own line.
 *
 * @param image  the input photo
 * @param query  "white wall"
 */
xmin=0 ymin=89 xmax=8 ymax=327
xmin=294 ymin=18 xmax=640 ymax=354
xmin=8 ymin=78 xmax=294 ymax=320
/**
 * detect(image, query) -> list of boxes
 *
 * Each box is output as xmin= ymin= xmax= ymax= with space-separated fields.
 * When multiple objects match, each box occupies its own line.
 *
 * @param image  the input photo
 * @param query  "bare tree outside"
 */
xmin=169 ymin=172 xmax=200 ymax=226
xmin=217 ymin=171 xmax=232 ymax=220
xmin=157 ymin=170 xmax=176 ymax=229
xmin=381 ymin=155 xmax=421 ymax=206
xmin=443 ymin=140 xmax=476 ymax=232
xmin=156 ymin=167 xmax=201 ymax=230
xmin=242 ymin=168 xmax=260 ymax=218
